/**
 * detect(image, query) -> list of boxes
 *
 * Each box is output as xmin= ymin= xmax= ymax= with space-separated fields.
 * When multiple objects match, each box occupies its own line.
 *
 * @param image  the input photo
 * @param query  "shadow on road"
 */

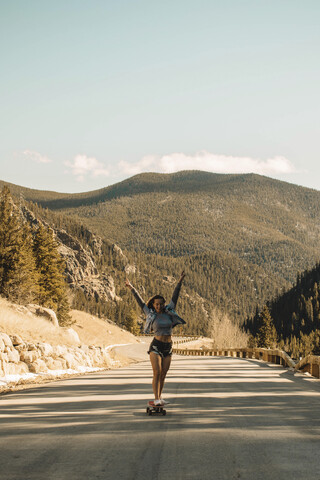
xmin=1 ymin=356 xmax=320 ymax=480
xmin=1 ymin=357 xmax=319 ymax=437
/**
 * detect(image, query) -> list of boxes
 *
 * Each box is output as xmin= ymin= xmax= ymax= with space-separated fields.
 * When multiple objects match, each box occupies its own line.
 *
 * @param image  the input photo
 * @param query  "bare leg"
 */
xmin=149 ymin=352 xmax=162 ymax=400
xmin=159 ymin=355 xmax=172 ymax=398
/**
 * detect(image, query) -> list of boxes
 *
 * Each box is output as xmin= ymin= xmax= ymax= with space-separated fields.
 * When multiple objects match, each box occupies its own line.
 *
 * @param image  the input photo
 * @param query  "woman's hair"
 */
xmin=147 ymin=294 xmax=166 ymax=310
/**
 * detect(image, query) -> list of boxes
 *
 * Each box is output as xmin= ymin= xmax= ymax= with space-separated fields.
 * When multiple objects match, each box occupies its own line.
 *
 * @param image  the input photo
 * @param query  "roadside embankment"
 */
xmin=0 ymin=298 xmax=141 ymax=394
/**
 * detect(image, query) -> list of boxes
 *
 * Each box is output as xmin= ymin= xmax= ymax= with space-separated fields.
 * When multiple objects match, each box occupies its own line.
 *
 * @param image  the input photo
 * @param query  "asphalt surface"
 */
xmin=1 ymin=344 xmax=320 ymax=480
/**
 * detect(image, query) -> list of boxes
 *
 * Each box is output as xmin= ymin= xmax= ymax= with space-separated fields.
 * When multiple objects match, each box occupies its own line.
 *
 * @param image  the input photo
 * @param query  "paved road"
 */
xmin=1 ymin=346 xmax=320 ymax=480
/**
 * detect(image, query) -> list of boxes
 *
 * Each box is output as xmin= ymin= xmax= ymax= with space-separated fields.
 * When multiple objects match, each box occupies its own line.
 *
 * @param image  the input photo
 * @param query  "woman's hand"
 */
xmin=125 ymin=278 xmax=133 ymax=290
xmin=179 ymin=271 xmax=186 ymax=283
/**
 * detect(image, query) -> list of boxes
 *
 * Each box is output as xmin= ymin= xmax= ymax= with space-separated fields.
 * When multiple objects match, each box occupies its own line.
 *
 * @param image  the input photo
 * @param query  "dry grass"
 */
xmin=70 ymin=309 xmax=138 ymax=347
xmin=209 ymin=309 xmax=249 ymax=349
xmin=0 ymin=297 xmax=138 ymax=347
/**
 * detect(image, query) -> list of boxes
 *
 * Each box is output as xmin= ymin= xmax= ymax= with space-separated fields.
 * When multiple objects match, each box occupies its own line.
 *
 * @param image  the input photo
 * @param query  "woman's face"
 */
xmin=153 ymin=298 xmax=165 ymax=314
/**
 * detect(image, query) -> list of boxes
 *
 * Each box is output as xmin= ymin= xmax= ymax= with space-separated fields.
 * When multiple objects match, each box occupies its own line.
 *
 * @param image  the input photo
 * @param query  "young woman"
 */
xmin=125 ymin=271 xmax=186 ymax=406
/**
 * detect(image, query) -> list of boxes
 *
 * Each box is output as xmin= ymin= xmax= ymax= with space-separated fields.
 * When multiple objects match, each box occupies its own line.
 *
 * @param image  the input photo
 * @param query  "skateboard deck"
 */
xmin=146 ymin=401 xmax=167 ymax=416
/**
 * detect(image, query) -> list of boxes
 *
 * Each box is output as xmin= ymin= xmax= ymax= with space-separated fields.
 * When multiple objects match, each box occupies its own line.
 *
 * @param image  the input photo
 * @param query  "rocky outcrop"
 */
xmin=21 ymin=206 xmax=120 ymax=303
xmin=55 ymin=229 xmax=120 ymax=301
xmin=0 ymin=331 xmax=116 ymax=380
xmin=55 ymin=229 xmax=98 ymax=281
xmin=27 ymin=305 xmax=59 ymax=327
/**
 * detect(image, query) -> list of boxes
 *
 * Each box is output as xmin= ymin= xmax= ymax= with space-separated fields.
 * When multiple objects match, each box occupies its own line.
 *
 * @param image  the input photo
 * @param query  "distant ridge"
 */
xmin=1 ymin=170 xmax=319 ymax=210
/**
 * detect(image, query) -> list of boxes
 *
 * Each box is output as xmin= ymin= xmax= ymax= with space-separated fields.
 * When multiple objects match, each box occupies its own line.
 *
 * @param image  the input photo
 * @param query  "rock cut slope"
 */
xmin=0 ymin=297 xmax=140 ymax=393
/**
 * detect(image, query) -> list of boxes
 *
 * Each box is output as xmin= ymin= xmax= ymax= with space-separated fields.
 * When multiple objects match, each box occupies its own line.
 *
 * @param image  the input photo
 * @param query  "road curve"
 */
xmin=1 ymin=346 xmax=320 ymax=480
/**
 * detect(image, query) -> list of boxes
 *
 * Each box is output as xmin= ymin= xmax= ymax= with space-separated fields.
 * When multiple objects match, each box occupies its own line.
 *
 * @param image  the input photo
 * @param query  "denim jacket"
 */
xmin=130 ymin=282 xmax=186 ymax=334
xmin=143 ymin=301 xmax=186 ymax=334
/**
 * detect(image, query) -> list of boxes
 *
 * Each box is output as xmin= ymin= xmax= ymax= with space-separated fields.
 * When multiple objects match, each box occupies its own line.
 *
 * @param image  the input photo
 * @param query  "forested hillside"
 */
xmin=246 ymin=262 xmax=320 ymax=357
xmin=2 ymin=171 xmax=320 ymax=339
xmin=6 ymin=171 xmax=317 ymax=284
xmin=0 ymin=187 xmax=70 ymax=325
xmin=25 ymin=199 xmax=287 ymax=334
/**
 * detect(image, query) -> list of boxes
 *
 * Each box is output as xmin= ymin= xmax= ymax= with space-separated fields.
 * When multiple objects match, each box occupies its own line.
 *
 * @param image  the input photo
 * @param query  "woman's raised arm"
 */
xmin=171 ymin=271 xmax=186 ymax=307
xmin=125 ymin=278 xmax=145 ymax=310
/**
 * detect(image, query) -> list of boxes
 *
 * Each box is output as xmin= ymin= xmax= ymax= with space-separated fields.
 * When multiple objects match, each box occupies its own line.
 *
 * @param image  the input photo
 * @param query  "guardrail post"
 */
xmin=312 ymin=364 xmax=320 ymax=378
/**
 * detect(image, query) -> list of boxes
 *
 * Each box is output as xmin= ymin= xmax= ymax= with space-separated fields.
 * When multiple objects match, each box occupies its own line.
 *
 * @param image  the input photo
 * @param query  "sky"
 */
xmin=0 ymin=0 xmax=319 ymax=193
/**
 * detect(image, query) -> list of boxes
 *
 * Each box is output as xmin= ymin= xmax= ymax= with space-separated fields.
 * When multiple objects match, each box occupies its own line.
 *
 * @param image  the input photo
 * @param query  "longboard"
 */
xmin=146 ymin=401 xmax=167 ymax=416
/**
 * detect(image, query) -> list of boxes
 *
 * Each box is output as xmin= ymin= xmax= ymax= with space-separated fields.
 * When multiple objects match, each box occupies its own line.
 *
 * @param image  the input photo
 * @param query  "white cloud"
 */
xmin=65 ymin=155 xmax=110 ymax=182
xmin=118 ymin=151 xmax=297 ymax=177
xmin=23 ymin=150 xmax=52 ymax=164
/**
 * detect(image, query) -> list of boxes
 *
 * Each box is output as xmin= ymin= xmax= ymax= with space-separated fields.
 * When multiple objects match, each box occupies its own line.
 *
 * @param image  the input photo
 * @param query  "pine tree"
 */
xmin=9 ymin=224 xmax=39 ymax=303
xmin=0 ymin=187 xmax=38 ymax=303
xmin=256 ymin=305 xmax=278 ymax=348
xmin=0 ymin=186 xmax=21 ymax=295
xmin=124 ymin=308 xmax=141 ymax=335
xmin=33 ymin=223 xmax=71 ymax=325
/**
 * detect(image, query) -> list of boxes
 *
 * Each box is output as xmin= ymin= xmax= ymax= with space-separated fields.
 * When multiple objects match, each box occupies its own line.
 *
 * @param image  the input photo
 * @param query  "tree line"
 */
xmin=0 ymin=187 xmax=70 ymax=325
xmin=246 ymin=262 xmax=320 ymax=358
xmin=13 ymin=189 xmax=317 ymax=346
xmin=23 ymin=197 xmax=289 ymax=336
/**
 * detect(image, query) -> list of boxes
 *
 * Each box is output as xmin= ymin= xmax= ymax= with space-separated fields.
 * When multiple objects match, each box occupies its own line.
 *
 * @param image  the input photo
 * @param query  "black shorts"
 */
xmin=148 ymin=338 xmax=173 ymax=358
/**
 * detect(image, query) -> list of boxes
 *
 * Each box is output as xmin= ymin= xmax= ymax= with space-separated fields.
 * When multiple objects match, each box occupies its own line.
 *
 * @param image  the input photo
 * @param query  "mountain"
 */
xmin=2 ymin=170 xmax=319 ymax=333
xmin=6 ymin=170 xmax=318 ymax=283
xmin=22 ymin=199 xmax=287 ymax=333
xmin=2 ymin=171 xmax=252 ymax=208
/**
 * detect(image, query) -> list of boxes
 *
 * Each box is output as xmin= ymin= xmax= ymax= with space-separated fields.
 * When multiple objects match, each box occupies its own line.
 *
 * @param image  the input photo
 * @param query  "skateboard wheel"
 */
xmin=162 ymin=410 xmax=166 ymax=416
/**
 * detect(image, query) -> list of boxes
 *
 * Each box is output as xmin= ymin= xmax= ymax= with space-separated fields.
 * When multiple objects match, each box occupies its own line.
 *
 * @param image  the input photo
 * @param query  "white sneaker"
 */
xmin=154 ymin=399 xmax=162 ymax=406
xmin=160 ymin=399 xmax=170 ymax=405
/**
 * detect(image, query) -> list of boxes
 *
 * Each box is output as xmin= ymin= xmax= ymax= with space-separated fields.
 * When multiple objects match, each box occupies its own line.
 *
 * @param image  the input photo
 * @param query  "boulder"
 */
xmin=61 ymin=352 xmax=80 ymax=370
xmin=28 ymin=359 xmax=48 ymax=374
xmin=2 ymin=361 xmax=29 ymax=376
xmin=80 ymin=345 xmax=90 ymax=354
xmin=44 ymin=357 xmax=66 ymax=371
xmin=16 ymin=361 xmax=30 ymax=375
xmin=55 ymin=357 xmax=68 ymax=370
xmin=88 ymin=347 xmax=104 ymax=367
xmin=37 ymin=343 xmax=53 ymax=357
xmin=65 ymin=328 xmax=81 ymax=345
xmin=73 ymin=349 xmax=91 ymax=367
xmin=0 ymin=352 xmax=8 ymax=363
xmin=15 ymin=343 xmax=27 ymax=352
xmin=100 ymin=350 xmax=112 ymax=367
xmin=20 ymin=350 xmax=40 ymax=364
xmin=10 ymin=335 xmax=24 ymax=346
xmin=5 ymin=347 xmax=20 ymax=364
xmin=53 ymin=345 xmax=67 ymax=357
xmin=0 ymin=333 xmax=13 ymax=348
xmin=27 ymin=305 xmax=59 ymax=328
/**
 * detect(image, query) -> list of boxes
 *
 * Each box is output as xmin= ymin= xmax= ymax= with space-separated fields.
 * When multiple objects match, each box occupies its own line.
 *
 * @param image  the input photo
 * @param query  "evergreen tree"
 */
xmin=33 ymin=224 xmax=71 ymax=325
xmin=124 ymin=308 xmax=141 ymax=335
xmin=0 ymin=187 xmax=38 ymax=303
xmin=0 ymin=186 xmax=21 ymax=295
xmin=9 ymin=224 xmax=39 ymax=303
xmin=256 ymin=305 xmax=278 ymax=348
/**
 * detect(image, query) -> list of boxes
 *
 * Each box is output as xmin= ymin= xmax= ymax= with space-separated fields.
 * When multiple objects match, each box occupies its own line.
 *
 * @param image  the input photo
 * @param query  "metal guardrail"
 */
xmin=294 ymin=355 xmax=320 ymax=378
xmin=172 ymin=346 xmax=320 ymax=379
xmin=140 ymin=336 xmax=320 ymax=379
